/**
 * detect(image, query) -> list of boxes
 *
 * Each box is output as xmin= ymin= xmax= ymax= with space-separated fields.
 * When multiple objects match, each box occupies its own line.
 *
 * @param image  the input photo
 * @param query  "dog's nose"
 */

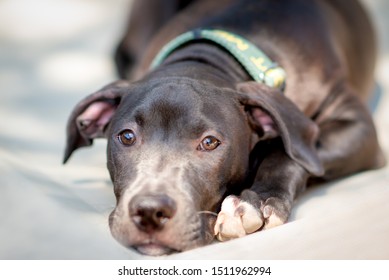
xmin=129 ymin=194 xmax=177 ymax=233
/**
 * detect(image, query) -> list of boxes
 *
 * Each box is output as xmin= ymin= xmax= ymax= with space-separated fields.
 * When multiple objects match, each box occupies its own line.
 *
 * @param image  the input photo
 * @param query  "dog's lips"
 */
xmin=134 ymin=242 xmax=178 ymax=256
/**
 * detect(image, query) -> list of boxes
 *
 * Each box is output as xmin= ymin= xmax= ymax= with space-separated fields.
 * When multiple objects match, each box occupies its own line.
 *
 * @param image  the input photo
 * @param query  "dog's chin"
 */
xmin=134 ymin=244 xmax=178 ymax=256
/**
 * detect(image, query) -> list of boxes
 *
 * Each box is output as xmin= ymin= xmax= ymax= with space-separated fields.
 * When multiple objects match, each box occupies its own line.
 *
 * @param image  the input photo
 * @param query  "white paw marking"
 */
xmin=263 ymin=205 xmax=284 ymax=229
xmin=214 ymin=195 xmax=263 ymax=242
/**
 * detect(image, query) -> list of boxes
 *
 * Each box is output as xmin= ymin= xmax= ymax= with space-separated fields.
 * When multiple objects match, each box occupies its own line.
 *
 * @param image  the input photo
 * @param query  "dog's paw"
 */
xmin=214 ymin=195 xmax=263 ymax=241
xmin=214 ymin=195 xmax=289 ymax=241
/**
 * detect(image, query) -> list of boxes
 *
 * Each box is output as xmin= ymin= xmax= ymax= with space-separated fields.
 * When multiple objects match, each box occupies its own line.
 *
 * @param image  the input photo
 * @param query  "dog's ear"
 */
xmin=63 ymin=80 xmax=130 ymax=164
xmin=237 ymin=82 xmax=324 ymax=176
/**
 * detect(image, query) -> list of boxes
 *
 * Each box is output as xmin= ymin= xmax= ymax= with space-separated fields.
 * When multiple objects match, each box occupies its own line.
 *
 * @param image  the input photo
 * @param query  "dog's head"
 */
xmin=64 ymin=77 xmax=322 ymax=256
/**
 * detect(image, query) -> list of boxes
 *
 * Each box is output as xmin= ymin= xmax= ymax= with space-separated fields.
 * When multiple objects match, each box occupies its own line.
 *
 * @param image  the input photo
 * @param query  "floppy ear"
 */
xmin=63 ymin=80 xmax=130 ymax=163
xmin=237 ymin=82 xmax=324 ymax=176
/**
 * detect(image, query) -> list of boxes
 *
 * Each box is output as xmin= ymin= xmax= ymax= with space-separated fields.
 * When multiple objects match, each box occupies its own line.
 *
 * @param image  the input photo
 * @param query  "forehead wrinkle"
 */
xmin=140 ymin=94 xmax=209 ymax=139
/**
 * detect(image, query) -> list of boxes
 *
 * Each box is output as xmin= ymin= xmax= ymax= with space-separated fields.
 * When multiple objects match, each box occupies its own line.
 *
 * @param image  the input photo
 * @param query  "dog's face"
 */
xmin=106 ymin=78 xmax=252 ymax=255
xmin=64 ymin=78 xmax=322 ymax=255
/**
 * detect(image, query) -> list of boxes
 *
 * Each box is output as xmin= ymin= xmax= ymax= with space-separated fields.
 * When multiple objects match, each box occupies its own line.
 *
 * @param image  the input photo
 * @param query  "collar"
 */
xmin=150 ymin=29 xmax=286 ymax=91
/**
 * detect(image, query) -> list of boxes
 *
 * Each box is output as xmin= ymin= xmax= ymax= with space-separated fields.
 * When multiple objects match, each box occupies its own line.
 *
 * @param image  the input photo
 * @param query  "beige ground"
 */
xmin=0 ymin=0 xmax=388 ymax=259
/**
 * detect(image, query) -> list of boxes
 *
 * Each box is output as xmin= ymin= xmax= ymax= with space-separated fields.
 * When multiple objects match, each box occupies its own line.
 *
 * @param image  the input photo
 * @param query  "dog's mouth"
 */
xmin=131 ymin=211 xmax=218 ymax=256
xmin=134 ymin=242 xmax=179 ymax=256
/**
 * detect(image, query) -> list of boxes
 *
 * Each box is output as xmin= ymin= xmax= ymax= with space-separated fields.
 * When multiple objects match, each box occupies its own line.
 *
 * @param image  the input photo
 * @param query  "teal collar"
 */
xmin=150 ymin=29 xmax=286 ymax=90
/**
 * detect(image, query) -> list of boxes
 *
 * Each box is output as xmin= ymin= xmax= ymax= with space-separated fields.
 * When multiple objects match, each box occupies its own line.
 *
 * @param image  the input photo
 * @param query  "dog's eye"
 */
xmin=198 ymin=136 xmax=221 ymax=151
xmin=118 ymin=129 xmax=136 ymax=146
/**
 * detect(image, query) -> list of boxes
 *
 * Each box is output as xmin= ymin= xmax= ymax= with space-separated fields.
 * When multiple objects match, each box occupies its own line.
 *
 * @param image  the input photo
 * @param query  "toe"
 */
xmin=261 ymin=200 xmax=289 ymax=230
xmin=264 ymin=212 xmax=284 ymax=229
xmin=238 ymin=202 xmax=264 ymax=233
xmin=214 ymin=212 xmax=246 ymax=241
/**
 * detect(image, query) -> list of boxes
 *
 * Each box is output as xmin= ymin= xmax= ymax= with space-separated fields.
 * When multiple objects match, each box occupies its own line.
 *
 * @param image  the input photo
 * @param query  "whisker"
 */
xmin=197 ymin=210 xmax=218 ymax=217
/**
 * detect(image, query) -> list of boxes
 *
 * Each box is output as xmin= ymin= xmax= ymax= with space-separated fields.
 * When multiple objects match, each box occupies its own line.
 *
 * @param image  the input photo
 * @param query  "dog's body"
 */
xmin=64 ymin=0 xmax=385 ymax=255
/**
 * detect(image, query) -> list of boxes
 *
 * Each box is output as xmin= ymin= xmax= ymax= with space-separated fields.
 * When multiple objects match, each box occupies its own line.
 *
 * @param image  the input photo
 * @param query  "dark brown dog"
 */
xmin=64 ymin=0 xmax=385 ymax=255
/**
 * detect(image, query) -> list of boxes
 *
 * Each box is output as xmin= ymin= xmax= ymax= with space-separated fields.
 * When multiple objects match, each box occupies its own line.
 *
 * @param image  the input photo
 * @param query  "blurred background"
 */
xmin=0 ymin=0 xmax=136 ymax=259
xmin=0 ymin=0 xmax=388 ymax=259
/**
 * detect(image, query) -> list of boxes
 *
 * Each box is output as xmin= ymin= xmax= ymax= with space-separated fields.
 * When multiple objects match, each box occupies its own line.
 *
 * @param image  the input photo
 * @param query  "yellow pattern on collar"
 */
xmin=150 ymin=29 xmax=286 ymax=91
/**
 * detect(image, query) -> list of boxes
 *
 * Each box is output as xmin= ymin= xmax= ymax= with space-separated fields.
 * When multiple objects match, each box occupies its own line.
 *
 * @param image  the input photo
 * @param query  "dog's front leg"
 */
xmin=214 ymin=142 xmax=308 ymax=241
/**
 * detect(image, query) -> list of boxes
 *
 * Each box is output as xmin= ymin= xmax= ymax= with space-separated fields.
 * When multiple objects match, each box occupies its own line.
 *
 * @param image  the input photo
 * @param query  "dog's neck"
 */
xmin=146 ymin=43 xmax=251 ymax=88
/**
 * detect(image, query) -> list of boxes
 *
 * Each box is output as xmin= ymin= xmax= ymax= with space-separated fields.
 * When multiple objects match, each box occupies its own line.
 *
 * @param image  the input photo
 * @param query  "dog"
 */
xmin=64 ymin=0 xmax=385 ymax=256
